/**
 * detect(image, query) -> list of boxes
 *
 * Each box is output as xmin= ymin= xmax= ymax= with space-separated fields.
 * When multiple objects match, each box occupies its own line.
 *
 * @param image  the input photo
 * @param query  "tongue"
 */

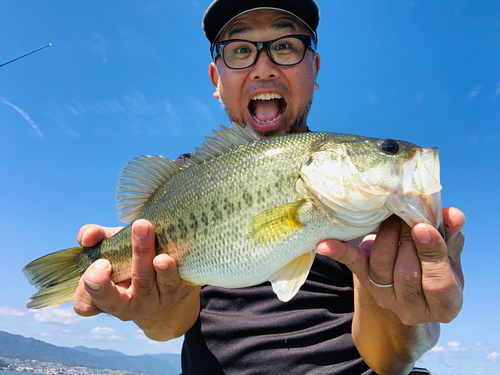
xmin=252 ymin=99 xmax=281 ymax=122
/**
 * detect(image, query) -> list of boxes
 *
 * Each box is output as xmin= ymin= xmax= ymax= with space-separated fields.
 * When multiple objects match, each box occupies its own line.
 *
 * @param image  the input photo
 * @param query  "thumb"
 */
xmin=317 ymin=239 xmax=368 ymax=277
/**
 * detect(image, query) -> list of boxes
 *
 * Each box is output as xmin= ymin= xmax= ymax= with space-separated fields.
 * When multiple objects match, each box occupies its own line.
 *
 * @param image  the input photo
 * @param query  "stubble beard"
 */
xmin=218 ymin=97 xmax=314 ymax=138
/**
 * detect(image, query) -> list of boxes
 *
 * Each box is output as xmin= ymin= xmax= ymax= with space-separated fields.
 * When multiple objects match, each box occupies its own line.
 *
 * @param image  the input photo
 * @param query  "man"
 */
xmin=73 ymin=1 xmax=466 ymax=374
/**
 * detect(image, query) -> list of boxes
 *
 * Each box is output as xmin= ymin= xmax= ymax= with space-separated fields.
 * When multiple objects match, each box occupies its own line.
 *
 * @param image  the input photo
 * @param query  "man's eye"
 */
xmin=275 ymin=43 xmax=290 ymax=51
xmin=235 ymin=47 xmax=251 ymax=54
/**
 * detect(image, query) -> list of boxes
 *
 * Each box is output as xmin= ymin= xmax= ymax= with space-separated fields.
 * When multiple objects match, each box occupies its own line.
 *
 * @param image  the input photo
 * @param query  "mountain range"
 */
xmin=0 ymin=331 xmax=181 ymax=374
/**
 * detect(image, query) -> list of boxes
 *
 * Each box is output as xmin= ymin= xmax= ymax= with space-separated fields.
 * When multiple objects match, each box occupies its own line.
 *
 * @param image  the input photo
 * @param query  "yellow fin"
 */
xmin=268 ymin=252 xmax=315 ymax=302
xmin=181 ymin=279 xmax=205 ymax=286
xmin=246 ymin=201 xmax=311 ymax=244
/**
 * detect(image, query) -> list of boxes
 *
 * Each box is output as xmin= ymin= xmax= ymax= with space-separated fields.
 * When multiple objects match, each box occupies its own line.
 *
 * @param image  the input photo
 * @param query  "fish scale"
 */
xmin=23 ymin=124 xmax=443 ymax=308
xmin=147 ymin=132 xmax=318 ymax=286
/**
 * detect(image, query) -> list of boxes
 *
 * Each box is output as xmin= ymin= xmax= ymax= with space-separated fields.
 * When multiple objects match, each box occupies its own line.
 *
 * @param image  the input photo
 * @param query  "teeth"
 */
xmin=252 ymin=111 xmax=284 ymax=124
xmin=252 ymin=93 xmax=282 ymax=101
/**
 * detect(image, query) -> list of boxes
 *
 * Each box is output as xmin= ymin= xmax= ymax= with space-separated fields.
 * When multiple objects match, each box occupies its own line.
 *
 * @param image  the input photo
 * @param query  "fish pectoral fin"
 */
xmin=268 ymin=252 xmax=315 ymax=302
xmin=246 ymin=201 xmax=313 ymax=244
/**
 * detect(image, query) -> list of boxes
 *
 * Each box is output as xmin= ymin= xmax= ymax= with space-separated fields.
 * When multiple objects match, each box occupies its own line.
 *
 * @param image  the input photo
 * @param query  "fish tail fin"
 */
xmin=22 ymin=246 xmax=87 ymax=309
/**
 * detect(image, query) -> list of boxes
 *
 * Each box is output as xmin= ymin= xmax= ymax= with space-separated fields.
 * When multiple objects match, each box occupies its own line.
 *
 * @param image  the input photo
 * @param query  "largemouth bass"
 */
xmin=23 ymin=124 xmax=443 ymax=309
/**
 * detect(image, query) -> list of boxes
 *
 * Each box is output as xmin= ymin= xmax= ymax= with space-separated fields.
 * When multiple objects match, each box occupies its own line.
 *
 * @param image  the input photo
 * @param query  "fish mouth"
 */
xmin=248 ymin=92 xmax=287 ymax=128
xmin=387 ymin=147 xmax=445 ymax=239
xmin=387 ymin=190 xmax=444 ymax=238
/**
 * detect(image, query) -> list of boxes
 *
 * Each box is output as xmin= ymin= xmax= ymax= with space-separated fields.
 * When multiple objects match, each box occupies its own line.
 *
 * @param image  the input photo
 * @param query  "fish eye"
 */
xmin=379 ymin=139 xmax=401 ymax=155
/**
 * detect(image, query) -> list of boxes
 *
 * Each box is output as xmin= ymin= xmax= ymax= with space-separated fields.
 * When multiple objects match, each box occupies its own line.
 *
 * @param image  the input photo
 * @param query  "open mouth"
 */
xmin=249 ymin=93 xmax=287 ymax=124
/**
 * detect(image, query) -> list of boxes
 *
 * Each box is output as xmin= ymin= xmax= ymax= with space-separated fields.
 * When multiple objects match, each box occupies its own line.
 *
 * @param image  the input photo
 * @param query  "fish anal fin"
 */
xmin=269 ymin=252 xmax=315 ymax=302
xmin=246 ymin=201 xmax=313 ymax=244
xmin=181 ymin=279 xmax=205 ymax=286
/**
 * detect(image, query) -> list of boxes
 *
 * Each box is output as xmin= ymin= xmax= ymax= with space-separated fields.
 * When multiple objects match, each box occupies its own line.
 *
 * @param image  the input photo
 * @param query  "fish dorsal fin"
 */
xmin=115 ymin=155 xmax=186 ymax=223
xmin=115 ymin=124 xmax=258 ymax=223
xmin=190 ymin=123 xmax=259 ymax=163
xmin=269 ymin=252 xmax=315 ymax=302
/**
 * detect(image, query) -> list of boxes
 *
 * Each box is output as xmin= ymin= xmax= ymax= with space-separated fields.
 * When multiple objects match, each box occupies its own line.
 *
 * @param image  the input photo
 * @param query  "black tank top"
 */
xmin=175 ymin=152 xmax=374 ymax=374
xmin=181 ymin=254 xmax=374 ymax=374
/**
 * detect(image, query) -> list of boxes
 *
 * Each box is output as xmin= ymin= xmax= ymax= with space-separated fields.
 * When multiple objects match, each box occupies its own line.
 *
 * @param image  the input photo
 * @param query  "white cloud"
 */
xmin=115 ymin=27 xmax=161 ymax=62
xmin=431 ymin=345 xmax=444 ymax=352
xmin=367 ymin=93 xmax=377 ymax=105
xmin=88 ymin=97 xmax=125 ymax=115
xmin=90 ymin=326 xmax=117 ymax=335
xmin=32 ymin=306 xmax=84 ymax=325
xmin=87 ymin=326 xmax=123 ymax=341
xmin=1 ymin=97 xmax=44 ymax=137
xmin=132 ymin=329 xmax=183 ymax=354
xmin=494 ymin=82 xmax=500 ymax=98
xmin=133 ymin=329 xmax=148 ymax=340
xmin=487 ymin=351 xmax=499 ymax=363
xmin=66 ymin=105 xmax=80 ymax=115
xmin=0 ymin=306 xmax=28 ymax=316
xmin=87 ymin=33 xmax=108 ymax=62
xmin=447 ymin=341 xmax=467 ymax=351
xmin=467 ymin=84 xmax=482 ymax=100
xmin=473 ymin=341 xmax=484 ymax=352
xmin=147 ymin=336 xmax=184 ymax=354
xmin=67 ymin=92 xmax=179 ymax=122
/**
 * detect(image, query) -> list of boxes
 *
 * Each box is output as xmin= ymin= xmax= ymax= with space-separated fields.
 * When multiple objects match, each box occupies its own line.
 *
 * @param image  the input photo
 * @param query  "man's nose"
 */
xmin=250 ymin=50 xmax=281 ymax=80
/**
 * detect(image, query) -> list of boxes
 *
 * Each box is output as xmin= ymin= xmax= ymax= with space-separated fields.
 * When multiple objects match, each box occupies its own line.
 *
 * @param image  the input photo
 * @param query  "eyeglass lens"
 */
xmin=222 ymin=36 xmax=307 ymax=69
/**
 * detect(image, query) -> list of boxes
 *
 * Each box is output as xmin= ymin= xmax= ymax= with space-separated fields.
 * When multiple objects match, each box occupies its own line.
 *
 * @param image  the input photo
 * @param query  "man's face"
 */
xmin=209 ymin=9 xmax=320 ymax=138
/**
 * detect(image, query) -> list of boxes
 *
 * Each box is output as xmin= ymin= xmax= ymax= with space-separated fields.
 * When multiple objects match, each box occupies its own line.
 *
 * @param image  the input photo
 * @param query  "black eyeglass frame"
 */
xmin=211 ymin=34 xmax=316 ymax=70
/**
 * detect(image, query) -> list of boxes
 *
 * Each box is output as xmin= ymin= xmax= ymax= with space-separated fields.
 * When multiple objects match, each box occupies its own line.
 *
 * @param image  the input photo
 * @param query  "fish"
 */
xmin=23 ymin=124 xmax=444 ymax=309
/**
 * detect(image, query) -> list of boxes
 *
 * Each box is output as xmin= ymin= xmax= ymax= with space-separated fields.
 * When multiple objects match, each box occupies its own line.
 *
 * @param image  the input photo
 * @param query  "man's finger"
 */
xmin=77 ymin=224 xmax=123 ymax=247
xmin=317 ymin=239 xmax=368 ymax=278
xmin=368 ymin=216 xmax=400 ymax=286
xmin=130 ymin=220 xmax=158 ymax=300
xmin=74 ymin=258 xmax=124 ymax=316
xmin=359 ymin=234 xmax=376 ymax=252
xmin=413 ymin=223 xmax=463 ymax=322
xmin=154 ymin=254 xmax=199 ymax=305
xmin=393 ymin=225 xmax=425 ymax=313
xmin=442 ymin=207 xmax=466 ymax=267
xmin=73 ymin=276 xmax=103 ymax=317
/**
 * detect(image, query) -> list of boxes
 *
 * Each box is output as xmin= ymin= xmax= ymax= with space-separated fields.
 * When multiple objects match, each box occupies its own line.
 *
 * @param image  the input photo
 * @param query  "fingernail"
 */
xmin=416 ymin=225 xmax=431 ymax=244
xmin=84 ymin=279 xmax=102 ymax=292
xmin=134 ymin=221 xmax=149 ymax=239
xmin=155 ymin=254 xmax=169 ymax=270
xmin=156 ymin=261 xmax=169 ymax=271
xmin=94 ymin=259 xmax=110 ymax=270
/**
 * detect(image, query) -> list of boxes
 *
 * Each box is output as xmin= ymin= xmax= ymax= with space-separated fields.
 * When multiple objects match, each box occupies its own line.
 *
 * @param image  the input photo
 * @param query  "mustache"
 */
xmin=242 ymin=82 xmax=291 ymax=99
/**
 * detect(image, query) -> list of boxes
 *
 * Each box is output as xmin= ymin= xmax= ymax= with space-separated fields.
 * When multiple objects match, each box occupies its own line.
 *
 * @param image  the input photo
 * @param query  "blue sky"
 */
xmin=1 ymin=0 xmax=499 ymax=373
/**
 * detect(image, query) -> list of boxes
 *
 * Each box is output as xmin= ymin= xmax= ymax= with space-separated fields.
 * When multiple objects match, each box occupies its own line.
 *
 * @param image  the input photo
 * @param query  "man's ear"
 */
xmin=209 ymin=62 xmax=220 ymax=99
xmin=313 ymin=52 xmax=321 ymax=90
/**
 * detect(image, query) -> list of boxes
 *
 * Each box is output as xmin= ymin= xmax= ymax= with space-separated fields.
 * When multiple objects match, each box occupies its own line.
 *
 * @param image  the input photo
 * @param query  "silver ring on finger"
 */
xmin=369 ymin=276 xmax=394 ymax=288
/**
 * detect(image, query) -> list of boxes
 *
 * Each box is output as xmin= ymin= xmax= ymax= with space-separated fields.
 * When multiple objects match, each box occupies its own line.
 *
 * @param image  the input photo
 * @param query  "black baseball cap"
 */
xmin=203 ymin=0 xmax=320 ymax=49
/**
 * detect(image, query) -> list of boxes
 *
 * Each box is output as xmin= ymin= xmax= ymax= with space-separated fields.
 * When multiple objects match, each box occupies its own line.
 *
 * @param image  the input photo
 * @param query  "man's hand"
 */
xmin=317 ymin=207 xmax=465 ymax=325
xmin=73 ymin=220 xmax=200 ymax=340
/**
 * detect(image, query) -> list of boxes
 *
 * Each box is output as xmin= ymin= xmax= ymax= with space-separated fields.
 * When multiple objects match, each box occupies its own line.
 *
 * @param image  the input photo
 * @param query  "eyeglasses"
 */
xmin=211 ymin=34 xmax=315 ymax=70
